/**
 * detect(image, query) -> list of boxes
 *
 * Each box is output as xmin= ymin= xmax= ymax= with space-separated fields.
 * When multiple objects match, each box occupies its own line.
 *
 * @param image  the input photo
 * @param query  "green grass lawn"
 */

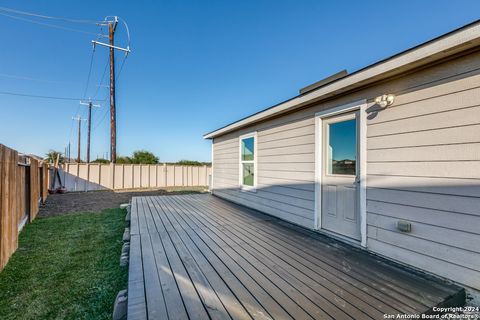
xmin=0 ymin=209 xmax=128 ymax=320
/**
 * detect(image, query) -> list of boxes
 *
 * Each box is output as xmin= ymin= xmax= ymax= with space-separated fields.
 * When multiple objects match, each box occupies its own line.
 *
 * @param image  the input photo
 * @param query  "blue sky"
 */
xmin=329 ymin=119 xmax=356 ymax=162
xmin=0 ymin=1 xmax=478 ymax=162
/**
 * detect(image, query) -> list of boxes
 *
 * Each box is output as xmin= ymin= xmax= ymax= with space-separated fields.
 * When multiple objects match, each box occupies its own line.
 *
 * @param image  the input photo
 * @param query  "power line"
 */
xmin=69 ymin=30 xmax=105 ymax=149
xmin=0 ymin=8 xmax=106 ymax=151
xmin=61 ymin=14 xmax=131 ymax=161
xmin=0 ymin=6 xmax=102 ymax=24
xmin=0 ymin=90 xmax=103 ymax=101
xmin=0 ymin=7 xmax=113 ymax=157
xmin=91 ymin=79 xmax=110 ymax=131
xmin=91 ymin=84 xmax=112 ymax=131
xmin=116 ymin=54 xmax=128 ymax=81
xmin=76 ymin=46 xmax=97 ymax=121
xmin=92 ymin=53 xmax=128 ymax=132
xmin=82 ymin=47 xmax=96 ymax=98
xmin=72 ymin=26 xmax=109 ymax=142
xmin=77 ymin=15 xmax=131 ymax=142
xmin=0 ymin=72 xmax=80 ymax=84
xmin=89 ymin=56 xmax=111 ymax=124
xmin=92 ymin=58 xmax=109 ymax=99
xmin=0 ymin=12 xmax=104 ymax=37
xmin=92 ymin=106 xmax=109 ymax=131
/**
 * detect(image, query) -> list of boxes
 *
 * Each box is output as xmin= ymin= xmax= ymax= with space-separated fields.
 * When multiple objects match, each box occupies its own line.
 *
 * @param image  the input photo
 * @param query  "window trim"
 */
xmin=238 ymin=132 xmax=258 ymax=192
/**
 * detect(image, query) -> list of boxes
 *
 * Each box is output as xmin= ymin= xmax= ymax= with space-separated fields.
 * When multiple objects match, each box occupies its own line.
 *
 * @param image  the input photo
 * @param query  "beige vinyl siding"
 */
xmin=367 ymin=175 xmax=480 ymax=197
xmin=364 ymin=50 xmax=480 ymax=290
xmin=211 ymin=49 xmax=480 ymax=290
xmin=213 ymin=117 xmax=316 ymax=228
xmin=212 ymin=137 xmax=238 ymax=189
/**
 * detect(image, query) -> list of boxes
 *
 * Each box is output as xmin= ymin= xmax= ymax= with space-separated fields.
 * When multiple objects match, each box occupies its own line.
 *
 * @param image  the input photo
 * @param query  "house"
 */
xmin=204 ymin=20 xmax=480 ymax=298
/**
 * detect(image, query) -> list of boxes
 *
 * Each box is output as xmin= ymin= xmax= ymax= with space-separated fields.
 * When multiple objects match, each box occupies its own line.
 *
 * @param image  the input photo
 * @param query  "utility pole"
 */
xmin=73 ymin=116 xmax=87 ymax=163
xmin=80 ymin=100 xmax=101 ymax=163
xmin=92 ymin=16 xmax=130 ymax=164
xmin=109 ymin=19 xmax=118 ymax=163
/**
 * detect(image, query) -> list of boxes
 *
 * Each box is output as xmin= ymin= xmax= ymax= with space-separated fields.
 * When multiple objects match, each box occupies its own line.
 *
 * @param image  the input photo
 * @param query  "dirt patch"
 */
xmin=39 ymin=187 xmax=207 ymax=217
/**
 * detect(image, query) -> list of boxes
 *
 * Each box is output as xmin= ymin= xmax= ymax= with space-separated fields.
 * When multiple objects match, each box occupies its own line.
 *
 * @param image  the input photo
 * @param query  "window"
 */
xmin=239 ymin=133 xmax=256 ymax=189
xmin=327 ymin=118 xmax=357 ymax=175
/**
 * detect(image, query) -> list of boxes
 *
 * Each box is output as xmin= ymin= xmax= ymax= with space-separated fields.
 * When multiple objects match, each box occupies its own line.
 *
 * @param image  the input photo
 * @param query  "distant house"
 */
xmin=204 ymin=20 xmax=480 ymax=295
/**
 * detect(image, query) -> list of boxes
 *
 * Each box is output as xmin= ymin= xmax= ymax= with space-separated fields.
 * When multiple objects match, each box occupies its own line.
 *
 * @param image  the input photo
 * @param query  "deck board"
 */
xmin=127 ymin=194 xmax=464 ymax=320
xmin=162 ymin=195 xmax=344 ymax=320
xmin=127 ymin=234 xmax=147 ymax=320
xmin=180 ymin=194 xmax=430 ymax=311
xmin=184 ymin=194 xmax=453 ymax=304
xmin=147 ymin=197 xmax=252 ymax=320
xmin=170 ymin=195 xmax=387 ymax=318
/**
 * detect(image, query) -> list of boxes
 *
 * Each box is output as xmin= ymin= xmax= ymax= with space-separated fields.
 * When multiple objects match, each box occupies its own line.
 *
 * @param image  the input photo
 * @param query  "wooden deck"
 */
xmin=126 ymin=194 xmax=464 ymax=320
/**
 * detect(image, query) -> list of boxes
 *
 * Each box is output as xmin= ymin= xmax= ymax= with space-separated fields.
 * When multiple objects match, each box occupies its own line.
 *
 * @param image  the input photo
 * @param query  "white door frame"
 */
xmin=314 ymin=99 xmax=367 ymax=247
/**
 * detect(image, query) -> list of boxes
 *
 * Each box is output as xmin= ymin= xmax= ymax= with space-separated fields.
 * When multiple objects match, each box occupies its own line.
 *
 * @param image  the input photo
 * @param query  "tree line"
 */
xmin=45 ymin=150 xmax=210 ymax=166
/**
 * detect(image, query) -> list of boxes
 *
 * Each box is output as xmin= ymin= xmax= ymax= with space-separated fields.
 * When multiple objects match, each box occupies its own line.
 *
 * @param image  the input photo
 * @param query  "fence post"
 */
xmin=117 ymin=164 xmax=122 ymax=190
xmin=65 ymin=163 xmax=68 ymax=189
xmin=164 ymin=163 xmax=167 ymax=187
xmin=204 ymin=165 xmax=207 ymax=186
xmin=85 ymin=163 xmax=90 ymax=192
xmin=122 ymin=164 xmax=125 ymax=190
xmin=131 ymin=164 xmax=134 ymax=188
xmin=28 ymin=158 xmax=39 ymax=222
xmin=110 ymin=163 xmax=115 ymax=190
xmin=98 ymin=164 xmax=102 ymax=186
xmin=131 ymin=165 xmax=134 ymax=189
xmin=75 ymin=162 xmax=79 ymax=192
xmin=25 ymin=163 xmax=31 ymax=221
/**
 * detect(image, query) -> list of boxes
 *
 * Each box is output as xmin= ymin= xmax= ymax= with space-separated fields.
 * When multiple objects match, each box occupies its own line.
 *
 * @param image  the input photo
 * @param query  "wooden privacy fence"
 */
xmin=0 ymin=144 xmax=49 ymax=271
xmin=58 ymin=163 xmax=212 ymax=192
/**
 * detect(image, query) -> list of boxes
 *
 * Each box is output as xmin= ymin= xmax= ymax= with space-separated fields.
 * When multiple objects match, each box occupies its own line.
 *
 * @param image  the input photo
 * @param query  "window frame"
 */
xmin=238 ymin=132 xmax=258 ymax=192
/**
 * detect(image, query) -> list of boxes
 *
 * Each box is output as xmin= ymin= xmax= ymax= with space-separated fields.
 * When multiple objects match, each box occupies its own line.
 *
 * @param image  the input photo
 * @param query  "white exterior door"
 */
xmin=321 ymin=111 xmax=361 ymax=241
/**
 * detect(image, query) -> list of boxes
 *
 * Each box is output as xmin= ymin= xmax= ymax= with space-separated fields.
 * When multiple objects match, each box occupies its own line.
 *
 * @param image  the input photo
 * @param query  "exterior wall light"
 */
xmin=374 ymin=94 xmax=395 ymax=108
